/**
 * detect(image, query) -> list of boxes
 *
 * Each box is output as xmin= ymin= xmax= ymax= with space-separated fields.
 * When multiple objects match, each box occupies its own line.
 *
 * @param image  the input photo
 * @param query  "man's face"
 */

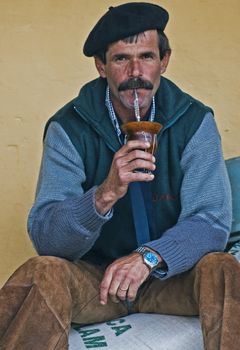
xmin=95 ymin=30 xmax=170 ymax=120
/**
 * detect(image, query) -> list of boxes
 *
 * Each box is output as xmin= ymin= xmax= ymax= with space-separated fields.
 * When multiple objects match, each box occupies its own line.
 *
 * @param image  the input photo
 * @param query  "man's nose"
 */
xmin=128 ymin=59 xmax=142 ymax=77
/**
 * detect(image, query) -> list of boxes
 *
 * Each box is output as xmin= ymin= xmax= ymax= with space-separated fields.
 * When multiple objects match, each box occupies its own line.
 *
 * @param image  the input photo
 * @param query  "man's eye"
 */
xmin=142 ymin=53 xmax=154 ymax=60
xmin=114 ymin=55 xmax=127 ymax=62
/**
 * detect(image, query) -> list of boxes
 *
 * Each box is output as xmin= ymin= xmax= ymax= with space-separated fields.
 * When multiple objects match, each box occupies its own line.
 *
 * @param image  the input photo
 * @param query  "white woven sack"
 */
xmin=69 ymin=313 xmax=203 ymax=350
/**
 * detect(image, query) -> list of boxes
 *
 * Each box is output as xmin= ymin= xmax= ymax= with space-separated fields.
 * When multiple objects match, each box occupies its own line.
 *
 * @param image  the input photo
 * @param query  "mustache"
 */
xmin=118 ymin=78 xmax=153 ymax=91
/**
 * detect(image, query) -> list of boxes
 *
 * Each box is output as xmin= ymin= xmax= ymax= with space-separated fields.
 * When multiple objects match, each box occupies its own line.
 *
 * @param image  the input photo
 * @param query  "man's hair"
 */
xmin=95 ymin=30 xmax=171 ymax=64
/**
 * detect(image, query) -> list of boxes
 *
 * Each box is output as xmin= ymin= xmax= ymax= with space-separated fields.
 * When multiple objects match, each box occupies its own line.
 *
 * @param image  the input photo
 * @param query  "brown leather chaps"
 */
xmin=0 ymin=252 xmax=239 ymax=350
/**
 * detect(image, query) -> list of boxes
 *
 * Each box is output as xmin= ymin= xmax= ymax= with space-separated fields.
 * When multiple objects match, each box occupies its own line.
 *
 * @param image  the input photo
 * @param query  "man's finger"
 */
xmin=125 ymin=149 xmax=156 ymax=163
xmin=126 ymin=281 xmax=139 ymax=302
xmin=117 ymin=287 xmax=128 ymax=301
xmin=108 ymin=279 xmax=122 ymax=304
xmin=99 ymin=269 xmax=113 ymax=305
xmin=118 ymin=140 xmax=151 ymax=155
xmin=116 ymin=279 xmax=131 ymax=301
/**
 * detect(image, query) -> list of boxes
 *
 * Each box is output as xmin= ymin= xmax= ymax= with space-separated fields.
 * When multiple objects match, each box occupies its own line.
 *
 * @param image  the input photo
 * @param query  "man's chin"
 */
xmin=120 ymin=90 xmax=152 ymax=109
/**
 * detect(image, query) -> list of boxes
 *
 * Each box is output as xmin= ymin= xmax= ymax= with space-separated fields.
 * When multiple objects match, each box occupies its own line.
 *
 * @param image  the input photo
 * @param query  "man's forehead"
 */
xmin=119 ymin=30 xmax=158 ymax=44
xmin=107 ymin=30 xmax=159 ymax=53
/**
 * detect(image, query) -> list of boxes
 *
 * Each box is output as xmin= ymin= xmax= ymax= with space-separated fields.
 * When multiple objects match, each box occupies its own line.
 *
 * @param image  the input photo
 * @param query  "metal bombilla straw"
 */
xmin=134 ymin=89 xmax=141 ymax=121
xmin=133 ymin=89 xmax=148 ymax=143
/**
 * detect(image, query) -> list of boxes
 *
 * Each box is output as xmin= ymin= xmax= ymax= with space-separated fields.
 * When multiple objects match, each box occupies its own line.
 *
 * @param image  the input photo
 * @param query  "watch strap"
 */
xmin=135 ymin=246 xmax=146 ymax=254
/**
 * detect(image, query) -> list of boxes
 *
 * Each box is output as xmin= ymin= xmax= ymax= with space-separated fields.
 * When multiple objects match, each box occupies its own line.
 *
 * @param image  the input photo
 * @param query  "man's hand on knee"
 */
xmin=99 ymin=253 xmax=150 ymax=305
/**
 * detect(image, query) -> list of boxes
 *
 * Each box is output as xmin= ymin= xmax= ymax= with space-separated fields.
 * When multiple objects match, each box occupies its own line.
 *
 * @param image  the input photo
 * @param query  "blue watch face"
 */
xmin=145 ymin=252 xmax=158 ymax=265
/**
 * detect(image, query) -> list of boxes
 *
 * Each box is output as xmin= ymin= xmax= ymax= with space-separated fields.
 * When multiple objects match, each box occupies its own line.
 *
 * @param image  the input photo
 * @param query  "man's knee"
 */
xmin=8 ymin=255 xmax=75 ymax=286
xmin=196 ymin=252 xmax=238 ymax=273
xmin=25 ymin=255 xmax=70 ymax=271
xmin=194 ymin=252 xmax=240 ymax=299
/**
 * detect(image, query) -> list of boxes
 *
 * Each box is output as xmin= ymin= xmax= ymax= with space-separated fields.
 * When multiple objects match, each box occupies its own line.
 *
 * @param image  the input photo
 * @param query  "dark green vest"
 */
xmin=45 ymin=77 xmax=212 ymax=265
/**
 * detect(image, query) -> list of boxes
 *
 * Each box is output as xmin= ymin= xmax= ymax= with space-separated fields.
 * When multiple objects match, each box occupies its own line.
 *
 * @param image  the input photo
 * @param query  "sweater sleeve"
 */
xmin=146 ymin=112 xmax=232 ymax=279
xmin=27 ymin=121 xmax=112 ymax=260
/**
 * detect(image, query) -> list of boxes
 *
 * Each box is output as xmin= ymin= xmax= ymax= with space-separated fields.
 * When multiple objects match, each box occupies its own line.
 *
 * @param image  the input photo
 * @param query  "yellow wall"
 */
xmin=0 ymin=0 xmax=240 ymax=286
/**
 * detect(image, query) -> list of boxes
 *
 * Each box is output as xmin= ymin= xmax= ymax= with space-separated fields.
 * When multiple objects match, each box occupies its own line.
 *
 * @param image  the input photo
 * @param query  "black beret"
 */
xmin=83 ymin=2 xmax=169 ymax=57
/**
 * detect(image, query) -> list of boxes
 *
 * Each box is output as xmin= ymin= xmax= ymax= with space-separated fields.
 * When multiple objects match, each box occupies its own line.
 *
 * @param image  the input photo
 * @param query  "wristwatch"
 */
xmin=135 ymin=247 xmax=161 ymax=271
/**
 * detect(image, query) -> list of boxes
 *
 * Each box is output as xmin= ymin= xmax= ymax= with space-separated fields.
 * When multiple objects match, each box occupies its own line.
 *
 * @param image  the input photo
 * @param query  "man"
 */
xmin=0 ymin=2 xmax=240 ymax=350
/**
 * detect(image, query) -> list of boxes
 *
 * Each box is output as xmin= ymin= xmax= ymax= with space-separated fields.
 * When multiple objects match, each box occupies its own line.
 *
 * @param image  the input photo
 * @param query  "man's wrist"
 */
xmin=95 ymin=184 xmax=117 ymax=215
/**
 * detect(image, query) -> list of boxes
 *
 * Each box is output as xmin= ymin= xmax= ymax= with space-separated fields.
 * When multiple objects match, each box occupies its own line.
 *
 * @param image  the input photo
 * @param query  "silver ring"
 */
xmin=119 ymin=286 xmax=128 ymax=291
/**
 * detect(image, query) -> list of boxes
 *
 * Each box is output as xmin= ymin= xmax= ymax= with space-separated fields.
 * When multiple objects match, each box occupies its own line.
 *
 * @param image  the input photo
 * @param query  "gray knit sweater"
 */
xmin=28 ymin=112 xmax=232 ymax=279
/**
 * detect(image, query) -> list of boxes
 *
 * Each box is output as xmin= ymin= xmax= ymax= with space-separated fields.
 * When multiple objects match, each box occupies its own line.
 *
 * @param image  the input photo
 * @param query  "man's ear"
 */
xmin=94 ymin=56 xmax=107 ymax=78
xmin=160 ymin=52 xmax=171 ymax=75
